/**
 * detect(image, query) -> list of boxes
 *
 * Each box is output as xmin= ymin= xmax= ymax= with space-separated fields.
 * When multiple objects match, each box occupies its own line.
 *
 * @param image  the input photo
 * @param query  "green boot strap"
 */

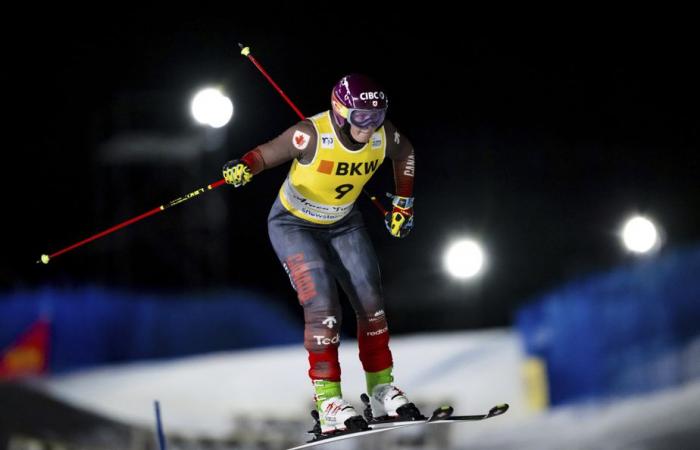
xmin=365 ymin=366 xmax=394 ymax=395
xmin=313 ymin=380 xmax=342 ymax=408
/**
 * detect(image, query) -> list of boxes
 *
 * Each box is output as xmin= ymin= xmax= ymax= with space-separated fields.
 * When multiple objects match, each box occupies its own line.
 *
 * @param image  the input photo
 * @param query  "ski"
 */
xmin=286 ymin=403 xmax=509 ymax=450
xmin=370 ymin=403 xmax=509 ymax=428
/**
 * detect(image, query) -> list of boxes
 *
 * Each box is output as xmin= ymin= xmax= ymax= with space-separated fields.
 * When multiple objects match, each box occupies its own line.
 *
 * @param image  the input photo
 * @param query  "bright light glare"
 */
xmin=191 ymin=88 xmax=233 ymax=128
xmin=621 ymin=215 xmax=659 ymax=254
xmin=444 ymin=239 xmax=485 ymax=279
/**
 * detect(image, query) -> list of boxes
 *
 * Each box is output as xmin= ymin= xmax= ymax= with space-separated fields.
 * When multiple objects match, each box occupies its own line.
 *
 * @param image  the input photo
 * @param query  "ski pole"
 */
xmin=154 ymin=400 xmax=168 ymax=450
xmin=363 ymin=190 xmax=388 ymax=215
xmin=239 ymin=44 xmax=387 ymax=216
xmin=37 ymin=179 xmax=226 ymax=264
xmin=239 ymin=45 xmax=306 ymax=121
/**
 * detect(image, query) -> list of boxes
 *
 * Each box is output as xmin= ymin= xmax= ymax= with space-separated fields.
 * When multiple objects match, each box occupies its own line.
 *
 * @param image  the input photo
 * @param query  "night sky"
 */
xmin=5 ymin=12 xmax=698 ymax=332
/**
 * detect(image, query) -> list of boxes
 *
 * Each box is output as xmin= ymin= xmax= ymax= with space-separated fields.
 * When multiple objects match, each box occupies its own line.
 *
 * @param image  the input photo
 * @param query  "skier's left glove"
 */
xmin=384 ymin=194 xmax=414 ymax=238
xmin=222 ymin=159 xmax=253 ymax=187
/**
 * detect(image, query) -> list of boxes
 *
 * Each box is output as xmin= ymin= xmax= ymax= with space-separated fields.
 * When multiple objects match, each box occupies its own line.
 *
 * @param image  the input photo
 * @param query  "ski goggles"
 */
xmin=346 ymin=108 xmax=387 ymax=129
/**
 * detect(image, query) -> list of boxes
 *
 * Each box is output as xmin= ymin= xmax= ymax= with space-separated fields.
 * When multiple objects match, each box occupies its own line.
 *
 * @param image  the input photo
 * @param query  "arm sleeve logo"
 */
xmin=293 ymin=130 xmax=311 ymax=150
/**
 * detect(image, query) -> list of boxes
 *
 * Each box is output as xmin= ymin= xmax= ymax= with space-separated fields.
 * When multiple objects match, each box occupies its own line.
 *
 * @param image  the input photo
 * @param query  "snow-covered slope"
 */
xmin=31 ymin=329 xmax=700 ymax=449
xmin=34 ymin=329 xmax=524 ymax=437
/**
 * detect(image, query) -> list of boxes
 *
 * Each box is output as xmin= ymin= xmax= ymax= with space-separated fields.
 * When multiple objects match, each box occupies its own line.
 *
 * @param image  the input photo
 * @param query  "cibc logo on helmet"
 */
xmin=359 ymin=91 xmax=386 ymax=107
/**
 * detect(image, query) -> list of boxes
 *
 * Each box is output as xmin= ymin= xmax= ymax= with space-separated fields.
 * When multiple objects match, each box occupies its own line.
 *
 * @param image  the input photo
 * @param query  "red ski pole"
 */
xmin=239 ymin=44 xmax=387 ymax=216
xmin=37 ymin=179 xmax=226 ymax=264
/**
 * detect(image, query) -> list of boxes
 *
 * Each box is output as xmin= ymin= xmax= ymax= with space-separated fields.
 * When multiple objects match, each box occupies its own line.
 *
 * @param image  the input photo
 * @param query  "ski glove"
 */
xmin=222 ymin=159 xmax=253 ymax=187
xmin=384 ymin=194 xmax=414 ymax=238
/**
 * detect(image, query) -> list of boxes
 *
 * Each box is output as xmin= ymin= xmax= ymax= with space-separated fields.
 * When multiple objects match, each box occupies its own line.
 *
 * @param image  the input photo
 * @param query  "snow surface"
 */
xmin=32 ymin=329 xmax=700 ymax=449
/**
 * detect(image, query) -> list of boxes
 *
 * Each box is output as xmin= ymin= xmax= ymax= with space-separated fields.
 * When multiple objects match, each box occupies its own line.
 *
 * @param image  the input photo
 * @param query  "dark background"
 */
xmin=5 ymin=11 xmax=698 ymax=334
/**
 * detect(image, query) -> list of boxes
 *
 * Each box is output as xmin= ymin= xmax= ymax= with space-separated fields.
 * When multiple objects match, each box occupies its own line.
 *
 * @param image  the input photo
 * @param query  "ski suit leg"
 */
xmin=328 ymin=208 xmax=393 ymax=373
xmin=268 ymin=199 xmax=343 ymax=382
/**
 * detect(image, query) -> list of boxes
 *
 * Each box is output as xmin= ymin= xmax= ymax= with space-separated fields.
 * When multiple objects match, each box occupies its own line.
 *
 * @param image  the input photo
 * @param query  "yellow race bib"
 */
xmin=279 ymin=111 xmax=386 ymax=224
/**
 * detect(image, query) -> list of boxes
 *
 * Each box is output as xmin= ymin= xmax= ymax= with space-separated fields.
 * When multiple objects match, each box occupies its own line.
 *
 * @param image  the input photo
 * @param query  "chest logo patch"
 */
xmin=372 ymin=133 xmax=382 ymax=148
xmin=320 ymin=134 xmax=334 ymax=149
xmin=317 ymin=160 xmax=334 ymax=174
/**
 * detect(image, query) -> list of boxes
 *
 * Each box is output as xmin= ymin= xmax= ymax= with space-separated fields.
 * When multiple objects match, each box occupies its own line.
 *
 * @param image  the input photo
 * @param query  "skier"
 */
xmin=223 ymin=74 xmax=419 ymax=434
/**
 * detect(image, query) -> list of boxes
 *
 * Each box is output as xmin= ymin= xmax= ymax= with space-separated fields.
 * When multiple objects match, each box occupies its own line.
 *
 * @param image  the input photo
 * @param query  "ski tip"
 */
xmin=488 ymin=403 xmax=509 ymax=417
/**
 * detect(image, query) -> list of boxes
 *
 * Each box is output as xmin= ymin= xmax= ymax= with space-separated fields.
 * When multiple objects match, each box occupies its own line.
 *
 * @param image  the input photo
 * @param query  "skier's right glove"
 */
xmin=222 ymin=159 xmax=253 ymax=187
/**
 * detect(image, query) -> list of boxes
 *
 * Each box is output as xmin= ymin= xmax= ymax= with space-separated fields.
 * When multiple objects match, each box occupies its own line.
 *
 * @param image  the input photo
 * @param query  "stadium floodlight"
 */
xmin=191 ymin=87 xmax=233 ymax=128
xmin=621 ymin=215 xmax=661 ymax=254
xmin=444 ymin=238 xmax=486 ymax=279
